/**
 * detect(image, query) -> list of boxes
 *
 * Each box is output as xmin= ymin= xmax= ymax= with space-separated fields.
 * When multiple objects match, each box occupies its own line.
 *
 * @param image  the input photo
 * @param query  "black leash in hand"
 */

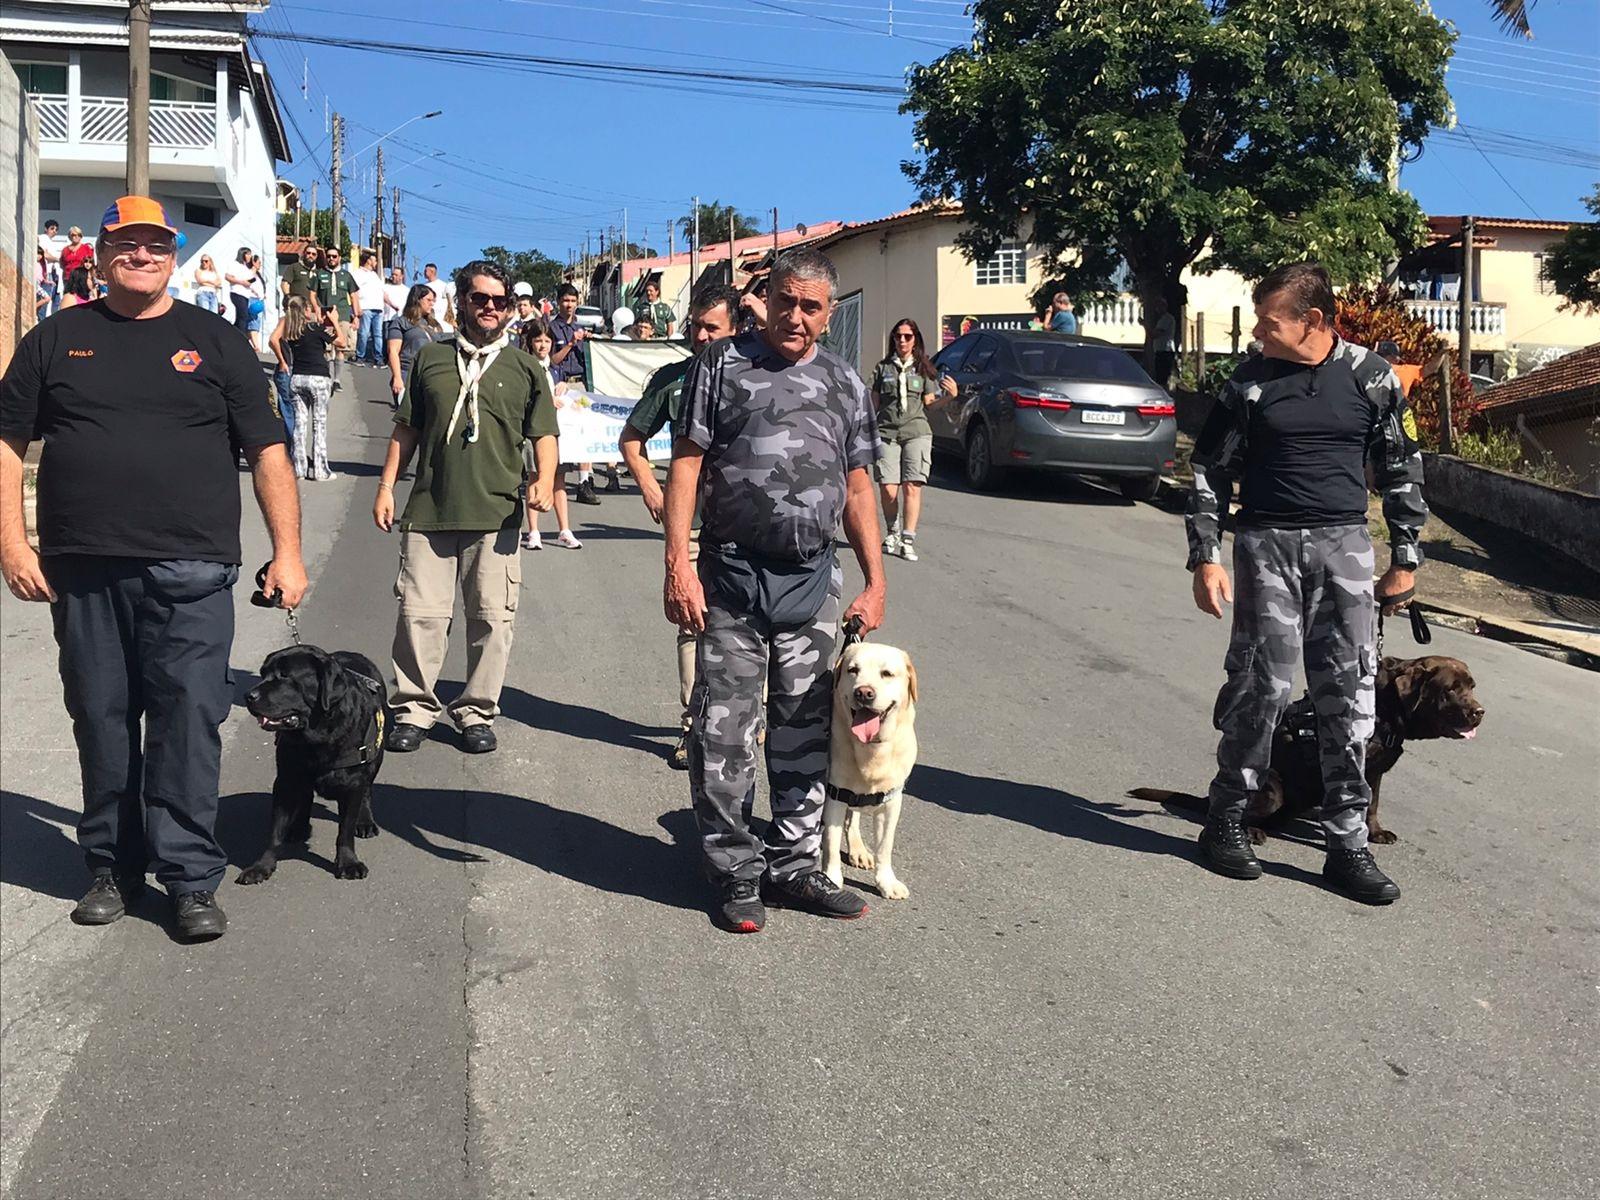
xmin=841 ymin=614 xmax=866 ymax=648
xmin=1375 ymin=586 xmax=1431 ymax=655
xmin=250 ymin=562 xmax=302 ymax=646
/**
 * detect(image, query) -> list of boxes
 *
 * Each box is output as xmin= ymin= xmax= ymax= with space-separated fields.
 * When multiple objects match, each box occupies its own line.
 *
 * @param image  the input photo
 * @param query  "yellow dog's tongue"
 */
xmin=850 ymin=711 xmax=883 ymax=744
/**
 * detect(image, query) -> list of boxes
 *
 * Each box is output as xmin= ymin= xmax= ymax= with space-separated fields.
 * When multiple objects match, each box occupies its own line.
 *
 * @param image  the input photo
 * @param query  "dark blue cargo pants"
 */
xmin=45 ymin=556 xmax=238 ymax=895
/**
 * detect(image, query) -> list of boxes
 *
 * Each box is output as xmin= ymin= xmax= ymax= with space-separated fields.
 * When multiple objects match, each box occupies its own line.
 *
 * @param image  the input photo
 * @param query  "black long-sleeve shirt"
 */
xmin=1185 ymin=338 xmax=1427 ymax=569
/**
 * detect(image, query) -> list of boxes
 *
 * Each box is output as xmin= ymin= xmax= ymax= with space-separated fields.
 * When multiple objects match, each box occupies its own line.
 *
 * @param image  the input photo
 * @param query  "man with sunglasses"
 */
xmin=1 ymin=196 xmax=305 ymax=941
xmin=374 ymin=260 xmax=558 ymax=755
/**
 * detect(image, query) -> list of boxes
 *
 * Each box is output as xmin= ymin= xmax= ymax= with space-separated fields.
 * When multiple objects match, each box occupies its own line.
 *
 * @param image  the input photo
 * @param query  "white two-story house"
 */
xmin=1 ymin=0 xmax=291 ymax=304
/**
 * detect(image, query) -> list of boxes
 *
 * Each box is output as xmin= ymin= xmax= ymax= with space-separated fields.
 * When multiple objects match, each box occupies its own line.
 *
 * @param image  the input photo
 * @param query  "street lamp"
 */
xmin=350 ymin=110 xmax=443 ymax=161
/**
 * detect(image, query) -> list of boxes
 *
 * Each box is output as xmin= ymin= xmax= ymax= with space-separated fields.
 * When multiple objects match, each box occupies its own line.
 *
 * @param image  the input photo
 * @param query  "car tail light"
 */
xmin=1011 ymin=390 xmax=1072 ymax=411
xmin=1137 ymin=402 xmax=1176 ymax=417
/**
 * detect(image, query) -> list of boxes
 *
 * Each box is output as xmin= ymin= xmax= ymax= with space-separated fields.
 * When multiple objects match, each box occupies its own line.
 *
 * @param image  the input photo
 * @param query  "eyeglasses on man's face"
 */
xmin=105 ymin=239 xmax=176 ymax=260
xmin=468 ymin=290 xmax=511 ymax=311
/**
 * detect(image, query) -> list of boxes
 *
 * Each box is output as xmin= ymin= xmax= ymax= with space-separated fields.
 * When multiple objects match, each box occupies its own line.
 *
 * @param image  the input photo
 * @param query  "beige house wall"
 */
xmin=1479 ymin=228 xmax=1599 ymax=356
xmin=826 ymin=215 xmax=1257 ymax=377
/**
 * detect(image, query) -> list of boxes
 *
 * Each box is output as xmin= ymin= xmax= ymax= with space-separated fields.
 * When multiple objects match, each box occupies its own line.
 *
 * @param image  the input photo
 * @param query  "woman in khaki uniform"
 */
xmin=871 ymin=318 xmax=956 ymax=562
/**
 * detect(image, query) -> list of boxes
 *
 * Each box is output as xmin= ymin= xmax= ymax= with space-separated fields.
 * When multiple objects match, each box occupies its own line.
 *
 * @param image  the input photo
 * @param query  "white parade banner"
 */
xmin=554 ymin=392 xmax=671 ymax=464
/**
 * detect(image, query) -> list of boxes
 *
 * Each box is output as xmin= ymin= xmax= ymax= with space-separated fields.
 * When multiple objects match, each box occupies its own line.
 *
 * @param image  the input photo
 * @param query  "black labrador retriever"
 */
xmin=241 ymin=645 xmax=387 ymax=883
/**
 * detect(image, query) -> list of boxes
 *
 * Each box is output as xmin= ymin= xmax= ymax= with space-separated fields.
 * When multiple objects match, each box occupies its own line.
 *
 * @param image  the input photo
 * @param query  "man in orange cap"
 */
xmin=0 ymin=196 xmax=307 ymax=941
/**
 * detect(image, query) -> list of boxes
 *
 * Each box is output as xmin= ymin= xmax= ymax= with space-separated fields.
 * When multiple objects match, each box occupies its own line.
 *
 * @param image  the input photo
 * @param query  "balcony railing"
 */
xmin=29 ymin=92 xmax=69 ymax=140
xmin=29 ymin=93 xmax=217 ymax=150
xmin=1404 ymin=298 xmax=1507 ymax=338
xmin=1082 ymin=296 xmax=1145 ymax=328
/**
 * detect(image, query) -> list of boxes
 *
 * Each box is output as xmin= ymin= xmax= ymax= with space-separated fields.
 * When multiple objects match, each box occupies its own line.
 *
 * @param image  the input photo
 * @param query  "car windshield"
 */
xmin=1012 ymin=341 xmax=1153 ymax=386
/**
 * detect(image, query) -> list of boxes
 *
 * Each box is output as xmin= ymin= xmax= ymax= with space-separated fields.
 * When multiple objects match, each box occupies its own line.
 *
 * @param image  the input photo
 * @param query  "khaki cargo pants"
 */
xmin=390 ymin=527 xmax=522 ymax=730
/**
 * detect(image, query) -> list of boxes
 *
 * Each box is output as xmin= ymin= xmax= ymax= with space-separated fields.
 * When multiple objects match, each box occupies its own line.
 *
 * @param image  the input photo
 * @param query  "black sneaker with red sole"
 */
xmin=718 ymin=879 xmax=766 ymax=933
xmin=762 ymin=870 xmax=868 ymax=920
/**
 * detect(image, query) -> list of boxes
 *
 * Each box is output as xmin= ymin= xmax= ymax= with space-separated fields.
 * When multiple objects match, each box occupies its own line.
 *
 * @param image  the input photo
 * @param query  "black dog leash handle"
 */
xmin=250 ymin=562 xmax=303 ymax=644
xmin=1376 ymin=587 xmax=1432 ymax=650
xmin=841 ymin=615 xmax=866 ymax=647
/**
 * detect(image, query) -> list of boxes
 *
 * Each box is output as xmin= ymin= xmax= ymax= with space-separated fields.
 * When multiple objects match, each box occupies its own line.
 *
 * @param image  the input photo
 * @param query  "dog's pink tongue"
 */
xmin=850 ymin=712 xmax=882 ymax=744
xmin=1459 ymin=727 xmax=1477 ymax=740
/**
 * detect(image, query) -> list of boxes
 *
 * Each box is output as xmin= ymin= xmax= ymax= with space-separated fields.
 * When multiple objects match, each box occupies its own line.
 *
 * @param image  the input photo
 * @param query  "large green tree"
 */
xmin=480 ymin=245 xmax=566 ymax=299
xmin=677 ymin=201 xmax=762 ymax=249
xmin=276 ymin=211 xmax=352 ymax=257
xmin=902 ymin=0 xmax=1455 ymax=345
xmin=1542 ymin=185 xmax=1600 ymax=315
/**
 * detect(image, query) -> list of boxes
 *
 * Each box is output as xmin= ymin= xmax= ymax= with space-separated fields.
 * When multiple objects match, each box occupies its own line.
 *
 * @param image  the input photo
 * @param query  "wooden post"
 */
xmin=1230 ymin=305 xmax=1241 ymax=354
xmin=1458 ymin=214 xmax=1475 ymax=376
xmin=1433 ymin=354 xmax=1455 ymax=456
xmin=1195 ymin=312 xmax=1206 ymax=384
xmin=127 ymin=0 xmax=151 ymax=194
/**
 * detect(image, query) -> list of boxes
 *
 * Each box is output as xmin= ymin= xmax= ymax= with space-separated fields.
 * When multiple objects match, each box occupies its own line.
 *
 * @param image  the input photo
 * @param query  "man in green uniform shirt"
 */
xmin=323 ymin=246 xmax=360 ymax=391
xmin=281 ymin=243 xmax=332 ymax=308
xmin=373 ymin=260 xmax=558 ymax=755
xmin=619 ymin=283 xmax=739 ymax=768
xmin=642 ymin=277 xmax=676 ymax=339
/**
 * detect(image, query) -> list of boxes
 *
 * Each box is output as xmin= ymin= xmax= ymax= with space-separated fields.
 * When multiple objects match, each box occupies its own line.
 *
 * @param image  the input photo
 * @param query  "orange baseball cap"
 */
xmin=99 ymin=195 xmax=177 ymax=235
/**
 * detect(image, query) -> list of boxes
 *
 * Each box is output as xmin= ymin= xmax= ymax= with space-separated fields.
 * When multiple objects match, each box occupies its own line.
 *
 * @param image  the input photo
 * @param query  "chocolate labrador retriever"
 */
xmin=241 ymin=645 xmax=387 ymax=883
xmin=1133 ymin=655 xmax=1484 ymax=844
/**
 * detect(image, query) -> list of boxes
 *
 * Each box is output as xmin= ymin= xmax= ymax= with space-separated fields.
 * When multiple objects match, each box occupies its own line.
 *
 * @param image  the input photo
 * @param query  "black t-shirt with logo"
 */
xmin=0 ymin=300 xmax=284 ymax=563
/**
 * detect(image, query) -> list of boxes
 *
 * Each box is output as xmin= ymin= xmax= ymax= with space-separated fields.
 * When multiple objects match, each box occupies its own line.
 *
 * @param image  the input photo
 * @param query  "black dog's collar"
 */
xmin=279 ymin=706 xmax=385 ymax=773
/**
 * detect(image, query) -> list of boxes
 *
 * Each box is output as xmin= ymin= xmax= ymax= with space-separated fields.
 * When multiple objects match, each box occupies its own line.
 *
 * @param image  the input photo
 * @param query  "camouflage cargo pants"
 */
xmin=1206 ymin=525 xmax=1377 ymax=849
xmin=688 ymin=566 xmax=841 ymax=884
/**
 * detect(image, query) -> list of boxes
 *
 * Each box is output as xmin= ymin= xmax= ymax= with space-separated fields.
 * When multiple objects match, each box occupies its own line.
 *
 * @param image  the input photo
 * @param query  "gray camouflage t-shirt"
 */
xmin=676 ymin=331 xmax=879 ymax=561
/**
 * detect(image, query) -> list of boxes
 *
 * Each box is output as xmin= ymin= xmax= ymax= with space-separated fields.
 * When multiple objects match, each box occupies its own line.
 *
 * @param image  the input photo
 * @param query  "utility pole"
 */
xmin=728 ymin=210 xmax=736 ymax=288
xmin=689 ymin=196 xmax=700 ymax=291
xmin=127 ymin=0 xmax=152 ymax=194
xmin=374 ymin=146 xmax=385 ymax=271
xmin=309 ymin=180 xmax=318 ymax=248
xmin=392 ymin=186 xmax=401 ymax=272
xmin=330 ymin=113 xmax=344 ymax=256
xmin=622 ymin=207 xmax=629 ymax=290
xmin=772 ymin=205 xmax=779 ymax=264
xmin=1458 ymin=214 xmax=1475 ymax=376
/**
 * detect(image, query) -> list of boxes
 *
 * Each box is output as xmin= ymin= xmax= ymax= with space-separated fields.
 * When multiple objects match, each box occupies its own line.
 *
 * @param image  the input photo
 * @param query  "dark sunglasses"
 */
xmin=467 ymin=290 xmax=512 ymax=310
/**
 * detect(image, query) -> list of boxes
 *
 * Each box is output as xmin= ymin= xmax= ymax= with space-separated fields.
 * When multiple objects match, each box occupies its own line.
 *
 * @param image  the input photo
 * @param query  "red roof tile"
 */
xmin=1477 ymin=343 xmax=1600 ymax=426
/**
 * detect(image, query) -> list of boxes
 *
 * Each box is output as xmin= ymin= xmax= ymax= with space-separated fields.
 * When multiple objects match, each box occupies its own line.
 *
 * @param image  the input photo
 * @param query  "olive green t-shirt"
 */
xmin=871 ymin=356 xmax=937 ymax=441
xmin=396 ymin=339 xmax=559 ymax=532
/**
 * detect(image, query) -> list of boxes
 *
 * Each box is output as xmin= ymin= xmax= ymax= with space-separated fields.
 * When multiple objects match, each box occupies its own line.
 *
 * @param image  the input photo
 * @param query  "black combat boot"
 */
xmin=1197 ymin=815 xmax=1264 ymax=880
xmin=1324 ymin=845 xmax=1400 ymax=905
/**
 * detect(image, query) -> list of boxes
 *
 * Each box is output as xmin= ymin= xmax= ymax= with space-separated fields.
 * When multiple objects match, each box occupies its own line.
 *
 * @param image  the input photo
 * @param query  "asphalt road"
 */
xmin=3 ymin=363 xmax=1596 ymax=1200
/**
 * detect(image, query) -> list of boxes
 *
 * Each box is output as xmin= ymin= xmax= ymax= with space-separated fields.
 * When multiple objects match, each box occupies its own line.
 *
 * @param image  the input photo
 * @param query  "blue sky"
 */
xmin=255 ymin=0 xmax=1600 ymax=275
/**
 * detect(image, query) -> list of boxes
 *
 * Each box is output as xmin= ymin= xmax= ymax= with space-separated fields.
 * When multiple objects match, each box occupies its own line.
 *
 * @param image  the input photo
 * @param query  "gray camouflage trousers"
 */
xmin=1207 ymin=525 xmax=1377 ymax=849
xmin=688 ymin=566 xmax=841 ymax=884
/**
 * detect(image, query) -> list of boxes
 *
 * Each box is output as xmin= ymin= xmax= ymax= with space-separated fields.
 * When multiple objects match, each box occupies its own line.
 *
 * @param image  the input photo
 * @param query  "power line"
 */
xmin=1459 ymin=125 xmax=1541 ymax=218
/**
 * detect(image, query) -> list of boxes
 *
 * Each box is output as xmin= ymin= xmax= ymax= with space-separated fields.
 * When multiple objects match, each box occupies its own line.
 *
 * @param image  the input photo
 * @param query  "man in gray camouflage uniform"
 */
xmin=663 ymin=247 xmax=885 ymax=933
xmin=1187 ymin=261 xmax=1426 ymax=904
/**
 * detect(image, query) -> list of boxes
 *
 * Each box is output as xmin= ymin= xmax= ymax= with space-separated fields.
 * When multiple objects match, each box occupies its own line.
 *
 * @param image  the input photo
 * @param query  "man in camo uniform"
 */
xmin=663 ymin=248 xmax=885 ymax=933
xmin=1187 ymin=261 xmax=1426 ymax=904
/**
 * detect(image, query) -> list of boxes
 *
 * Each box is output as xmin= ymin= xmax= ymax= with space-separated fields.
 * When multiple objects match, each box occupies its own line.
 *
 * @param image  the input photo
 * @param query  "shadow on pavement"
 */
xmin=376 ymin=785 xmax=705 ymax=912
xmin=923 ymin=457 xmax=1133 ymax=508
xmin=562 ymin=522 xmax=664 ymax=542
xmin=496 ymin=685 xmax=676 ymax=761
xmin=326 ymin=459 xmax=385 ymax=478
xmin=2 ymin=791 xmax=92 ymax=903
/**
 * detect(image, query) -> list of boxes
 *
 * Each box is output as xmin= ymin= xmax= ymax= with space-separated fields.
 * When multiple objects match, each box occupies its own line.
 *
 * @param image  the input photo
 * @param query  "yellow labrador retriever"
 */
xmin=822 ymin=641 xmax=918 ymax=900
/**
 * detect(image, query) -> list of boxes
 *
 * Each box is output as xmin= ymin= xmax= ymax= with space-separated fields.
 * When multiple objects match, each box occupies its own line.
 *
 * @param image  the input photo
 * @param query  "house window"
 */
xmin=39 ymin=187 xmax=62 ymax=212
xmin=974 ymin=244 xmax=1026 ymax=286
xmin=184 ymin=203 xmax=220 ymax=228
xmin=1535 ymin=252 xmax=1558 ymax=296
xmin=16 ymin=62 xmax=68 ymax=95
xmin=151 ymin=73 xmax=216 ymax=104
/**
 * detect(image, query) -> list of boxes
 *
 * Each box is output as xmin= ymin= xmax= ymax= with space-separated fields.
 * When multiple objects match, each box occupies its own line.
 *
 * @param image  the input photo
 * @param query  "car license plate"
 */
xmin=1082 ymin=409 xmax=1126 ymax=425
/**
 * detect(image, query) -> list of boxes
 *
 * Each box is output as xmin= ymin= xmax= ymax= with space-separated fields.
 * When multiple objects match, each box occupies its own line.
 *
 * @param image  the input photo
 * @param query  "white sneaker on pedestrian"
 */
xmin=555 ymin=530 xmax=583 ymax=549
xmin=900 ymin=536 xmax=919 ymax=562
xmin=882 ymin=532 xmax=901 ymax=557
xmin=520 ymin=530 xmax=542 ymax=550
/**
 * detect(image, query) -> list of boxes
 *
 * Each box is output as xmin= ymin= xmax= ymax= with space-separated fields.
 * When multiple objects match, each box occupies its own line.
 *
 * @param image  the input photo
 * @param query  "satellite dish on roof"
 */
xmin=795 ymin=223 xmax=808 ymax=237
